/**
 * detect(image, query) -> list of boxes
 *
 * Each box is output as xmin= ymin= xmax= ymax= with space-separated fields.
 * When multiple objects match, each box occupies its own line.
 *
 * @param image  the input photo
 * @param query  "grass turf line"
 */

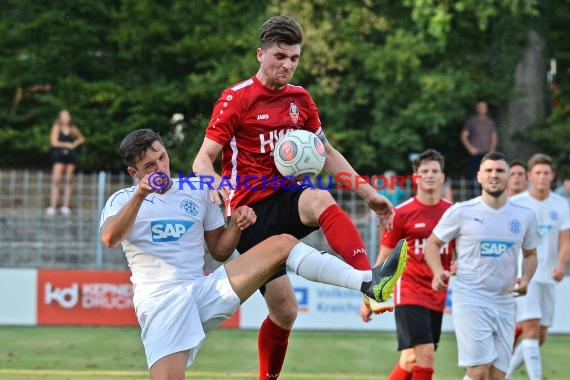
xmin=0 ymin=327 xmax=569 ymax=379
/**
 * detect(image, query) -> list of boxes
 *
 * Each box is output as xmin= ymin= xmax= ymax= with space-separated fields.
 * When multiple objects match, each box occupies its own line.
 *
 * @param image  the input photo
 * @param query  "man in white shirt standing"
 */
xmin=506 ymin=153 xmax=570 ymax=380
xmin=424 ymin=152 xmax=538 ymax=380
xmin=99 ymin=129 xmax=407 ymax=380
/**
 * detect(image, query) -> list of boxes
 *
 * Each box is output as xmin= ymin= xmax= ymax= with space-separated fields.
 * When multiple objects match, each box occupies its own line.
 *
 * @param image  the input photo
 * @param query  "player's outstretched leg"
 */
xmin=226 ymin=235 xmax=407 ymax=303
xmin=361 ymin=239 xmax=408 ymax=302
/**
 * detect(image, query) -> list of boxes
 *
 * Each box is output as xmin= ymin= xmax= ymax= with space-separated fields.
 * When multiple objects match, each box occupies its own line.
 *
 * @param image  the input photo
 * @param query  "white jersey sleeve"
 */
xmin=522 ymin=210 xmax=538 ymax=250
xmin=203 ymin=196 xmax=225 ymax=232
xmin=100 ymin=186 xmax=137 ymax=228
xmin=561 ymin=199 xmax=570 ymax=231
xmin=432 ymin=203 xmax=461 ymax=243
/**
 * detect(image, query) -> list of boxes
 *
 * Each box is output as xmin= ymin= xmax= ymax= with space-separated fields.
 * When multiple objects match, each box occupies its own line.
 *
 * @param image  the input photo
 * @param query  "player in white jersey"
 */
xmin=507 ymin=160 xmax=529 ymax=347
xmin=507 ymin=160 xmax=528 ymax=197
xmin=424 ymin=152 xmax=538 ymax=380
xmin=100 ymin=129 xmax=408 ymax=380
xmin=506 ymin=153 xmax=570 ymax=380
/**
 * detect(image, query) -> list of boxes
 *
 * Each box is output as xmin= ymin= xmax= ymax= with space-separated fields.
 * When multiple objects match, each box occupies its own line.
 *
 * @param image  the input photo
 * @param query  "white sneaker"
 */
xmin=60 ymin=207 xmax=71 ymax=216
xmin=363 ymin=295 xmax=395 ymax=314
xmin=46 ymin=207 xmax=56 ymax=216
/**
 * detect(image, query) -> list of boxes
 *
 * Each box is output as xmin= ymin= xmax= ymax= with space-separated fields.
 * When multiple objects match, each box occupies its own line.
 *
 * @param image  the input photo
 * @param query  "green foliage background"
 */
xmin=0 ymin=0 xmax=566 ymax=175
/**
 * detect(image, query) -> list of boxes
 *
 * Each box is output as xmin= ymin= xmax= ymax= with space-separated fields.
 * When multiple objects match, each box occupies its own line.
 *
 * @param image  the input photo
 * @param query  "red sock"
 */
xmin=319 ymin=204 xmax=371 ymax=270
xmin=411 ymin=365 xmax=433 ymax=380
xmin=514 ymin=325 xmax=523 ymax=348
xmin=387 ymin=363 xmax=412 ymax=380
xmin=258 ymin=316 xmax=290 ymax=379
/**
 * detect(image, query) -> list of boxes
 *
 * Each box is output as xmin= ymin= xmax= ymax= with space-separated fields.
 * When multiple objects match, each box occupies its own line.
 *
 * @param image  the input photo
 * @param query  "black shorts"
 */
xmin=395 ymin=305 xmax=443 ymax=351
xmin=51 ymin=148 xmax=77 ymax=165
xmin=237 ymin=189 xmax=319 ymax=293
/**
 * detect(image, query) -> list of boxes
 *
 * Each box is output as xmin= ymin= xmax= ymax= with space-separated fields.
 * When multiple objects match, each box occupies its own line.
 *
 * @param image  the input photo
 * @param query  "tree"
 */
xmin=523 ymin=0 xmax=570 ymax=170
xmin=1 ymin=0 xmax=555 ymax=177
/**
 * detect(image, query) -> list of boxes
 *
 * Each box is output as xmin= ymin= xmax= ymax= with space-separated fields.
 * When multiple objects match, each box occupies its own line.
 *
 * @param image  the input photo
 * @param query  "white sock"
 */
xmin=506 ymin=343 xmax=524 ymax=379
xmin=462 ymin=375 xmax=473 ymax=380
xmin=286 ymin=242 xmax=371 ymax=291
xmin=522 ymin=339 xmax=541 ymax=380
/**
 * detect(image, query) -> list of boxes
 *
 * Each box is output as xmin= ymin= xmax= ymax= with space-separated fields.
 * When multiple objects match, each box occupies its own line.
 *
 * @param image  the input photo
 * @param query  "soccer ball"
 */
xmin=274 ymin=130 xmax=326 ymax=177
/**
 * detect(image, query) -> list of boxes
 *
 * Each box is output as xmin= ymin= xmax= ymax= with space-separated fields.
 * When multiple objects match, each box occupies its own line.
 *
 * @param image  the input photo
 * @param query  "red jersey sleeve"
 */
xmin=304 ymin=97 xmax=321 ymax=134
xmin=205 ymin=88 xmax=242 ymax=145
xmin=380 ymin=210 xmax=404 ymax=248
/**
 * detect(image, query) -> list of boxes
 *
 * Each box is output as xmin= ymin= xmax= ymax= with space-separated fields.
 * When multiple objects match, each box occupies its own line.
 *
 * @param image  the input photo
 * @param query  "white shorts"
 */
xmin=515 ymin=281 xmax=555 ymax=326
xmin=453 ymin=304 xmax=514 ymax=373
xmin=136 ymin=266 xmax=240 ymax=369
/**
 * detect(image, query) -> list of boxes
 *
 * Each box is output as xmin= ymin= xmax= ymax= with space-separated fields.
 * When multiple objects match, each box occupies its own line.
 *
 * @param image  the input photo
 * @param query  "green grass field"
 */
xmin=0 ymin=326 xmax=567 ymax=379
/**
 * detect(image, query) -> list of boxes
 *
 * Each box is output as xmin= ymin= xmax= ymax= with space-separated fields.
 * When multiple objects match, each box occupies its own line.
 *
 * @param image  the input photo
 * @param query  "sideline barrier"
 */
xmin=0 ymin=268 xmax=238 ymax=327
xmin=240 ymin=274 xmax=570 ymax=333
xmin=1 ymin=268 xmax=569 ymax=333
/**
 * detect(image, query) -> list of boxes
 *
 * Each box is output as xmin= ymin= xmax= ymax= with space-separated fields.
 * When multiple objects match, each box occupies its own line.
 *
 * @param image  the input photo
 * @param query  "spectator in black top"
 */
xmin=47 ymin=110 xmax=85 ymax=216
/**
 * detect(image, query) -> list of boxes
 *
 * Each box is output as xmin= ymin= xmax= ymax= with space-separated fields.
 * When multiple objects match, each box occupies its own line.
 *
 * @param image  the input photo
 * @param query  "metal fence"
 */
xmin=0 ymin=170 xmax=485 ymax=270
xmin=0 ymin=170 xmax=133 ymax=269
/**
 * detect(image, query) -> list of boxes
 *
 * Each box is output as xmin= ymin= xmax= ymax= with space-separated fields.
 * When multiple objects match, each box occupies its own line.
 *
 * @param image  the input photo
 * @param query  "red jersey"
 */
xmin=206 ymin=76 xmax=322 ymax=213
xmin=381 ymin=197 xmax=454 ymax=311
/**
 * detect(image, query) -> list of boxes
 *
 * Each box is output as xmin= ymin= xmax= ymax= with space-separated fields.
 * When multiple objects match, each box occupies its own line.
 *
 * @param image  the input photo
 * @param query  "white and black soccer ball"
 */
xmin=274 ymin=130 xmax=326 ymax=177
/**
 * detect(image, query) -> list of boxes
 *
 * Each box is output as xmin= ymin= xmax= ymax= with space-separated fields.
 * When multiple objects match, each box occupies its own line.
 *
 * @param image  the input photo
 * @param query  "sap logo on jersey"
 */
xmin=151 ymin=220 xmax=195 ymax=242
xmin=480 ymin=240 xmax=514 ymax=257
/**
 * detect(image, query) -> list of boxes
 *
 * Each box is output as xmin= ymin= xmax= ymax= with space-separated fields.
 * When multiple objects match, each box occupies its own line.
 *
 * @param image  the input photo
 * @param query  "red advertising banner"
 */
xmin=37 ymin=270 xmax=138 ymax=326
xmin=36 ymin=269 xmax=240 ymax=328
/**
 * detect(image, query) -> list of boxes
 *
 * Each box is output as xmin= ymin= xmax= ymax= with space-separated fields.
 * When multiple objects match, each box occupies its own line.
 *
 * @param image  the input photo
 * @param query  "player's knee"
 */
xmin=466 ymin=365 xmax=489 ymax=380
xmin=312 ymin=189 xmax=335 ymax=207
xmin=400 ymin=353 xmax=416 ymax=371
xmin=413 ymin=344 xmax=435 ymax=367
xmin=269 ymin=234 xmax=299 ymax=258
xmin=265 ymin=286 xmax=298 ymax=328
xmin=414 ymin=351 xmax=434 ymax=367
xmin=268 ymin=301 xmax=297 ymax=328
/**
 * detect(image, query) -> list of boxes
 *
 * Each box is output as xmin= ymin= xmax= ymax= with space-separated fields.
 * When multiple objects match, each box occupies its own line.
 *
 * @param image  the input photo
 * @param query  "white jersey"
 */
xmin=510 ymin=191 xmax=570 ymax=284
xmin=433 ymin=197 xmax=537 ymax=310
xmin=100 ymin=178 xmax=225 ymax=307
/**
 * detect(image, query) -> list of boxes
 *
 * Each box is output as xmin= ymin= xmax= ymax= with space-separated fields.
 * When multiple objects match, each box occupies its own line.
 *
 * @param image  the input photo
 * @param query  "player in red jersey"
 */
xmin=360 ymin=149 xmax=454 ymax=380
xmin=193 ymin=16 xmax=400 ymax=379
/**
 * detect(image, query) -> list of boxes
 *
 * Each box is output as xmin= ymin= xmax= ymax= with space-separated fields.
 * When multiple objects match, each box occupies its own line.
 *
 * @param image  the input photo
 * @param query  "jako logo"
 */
xmin=45 ymin=283 xmax=79 ymax=308
xmin=480 ymin=241 xmax=514 ymax=257
xmin=151 ymin=220 xmax=195 ymax=242
xmin=257 ymin=113 xmax=269 ymax=120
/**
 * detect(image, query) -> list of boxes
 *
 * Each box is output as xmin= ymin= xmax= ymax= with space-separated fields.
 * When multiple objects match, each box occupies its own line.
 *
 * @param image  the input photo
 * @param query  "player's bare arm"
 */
xmin=511 ymin=247 xmax=537 ymax=296
xmin=424 ymin=233 xmax=450 ymax=291
xmin=70 ymin=126 xmax=86 ymax=149
xmin=100 ymin=173 xmax=158 ymax=248
xmin=375 ymin=245 xmax=395 ymax=267
xmin=193 ymin=138 xmax=229 ymax=202
xmin=553 ymin=229 xmax=570 ymax=281
xmin=322 ymin=141 xmax=394 ymax=228
xmin=204 ymin=206 xmax=257 ymax=262
xmin=449 ymin=248 xmax=458 ymax=275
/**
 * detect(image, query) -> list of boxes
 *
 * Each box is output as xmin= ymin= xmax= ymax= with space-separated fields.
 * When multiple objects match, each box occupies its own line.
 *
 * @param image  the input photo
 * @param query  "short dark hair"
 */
xmin=528 ymin=153 xmax=554 ymax=171
xmin=509 ymin=160 xmax=528 ymax=172
xmin=412 ymin=149 xmax=445 ymax=173
xmin=480 ymin=151 xmax=508 ymax=166
xmin=259 ymin=16 xmax=303 ymax=49
xmin=119 ymin=129 xmax=164 ymax=167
